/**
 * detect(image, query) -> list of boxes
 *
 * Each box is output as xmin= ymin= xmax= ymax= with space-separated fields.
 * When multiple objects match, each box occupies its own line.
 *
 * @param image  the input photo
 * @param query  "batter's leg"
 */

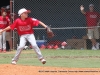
xmin=12 ymin=35 xmax=26 ymax=62
xmin=0 ymin=32 xmax=2 ymax=51
xmin=27 ymin=34 xmax=46 ymax=64
xmin=1 ymin=33 xmax=3 ymax=51
xmin=2 ymin=31 xmax=6 ymax=51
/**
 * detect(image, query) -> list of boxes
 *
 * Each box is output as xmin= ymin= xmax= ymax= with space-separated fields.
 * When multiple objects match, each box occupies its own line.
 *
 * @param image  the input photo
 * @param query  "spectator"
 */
xmin=0 ymin=10 xmax=10 ymax=52
xmin=80 ymin=4 xmax=100 ymax=50
xmin=0 ymin=6 xmax=6 ymax=15
xmin=5 ymin=5 xmax=13 ymax=51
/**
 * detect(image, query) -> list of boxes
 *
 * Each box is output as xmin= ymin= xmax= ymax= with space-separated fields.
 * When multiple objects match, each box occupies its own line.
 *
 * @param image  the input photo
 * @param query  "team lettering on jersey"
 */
xmin=90 ymin=15 xmax=97 ymax=18
xmin=19 ymin=25 xmax=31 ymax=31
xmin=0 ymin=21 xmax=7 ymax=25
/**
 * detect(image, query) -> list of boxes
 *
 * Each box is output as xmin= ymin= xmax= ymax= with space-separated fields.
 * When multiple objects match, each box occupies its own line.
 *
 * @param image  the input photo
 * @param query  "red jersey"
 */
xmin=7 ymin=11 xmax=11 ymax=19
xmin=10 ymin=17 xmax=39 ymax=35
xmin=6 ymin=11 xmax=11 ymax=32
xmin=85 ymin=11 xmax=100 ymax=27
xmin=0 ymin=16 xmax=10 ymax=29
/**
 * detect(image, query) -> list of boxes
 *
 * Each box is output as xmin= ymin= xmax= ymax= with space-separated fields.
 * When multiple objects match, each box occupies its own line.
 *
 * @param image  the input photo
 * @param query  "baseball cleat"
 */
xmin=96 ymin=43 xmax=99 ymax=50
xmin=40 ymin=58 xmax=46 ymax=64
xmin=11 ymin=61 xmax=17 ymax=65
xmin=3 ymin=50 xmax=6 ymax=53
xmin=0 ymin=50 xmax=2 ymax=53
xmin=92 ymin=46 xmax=97 ymax=50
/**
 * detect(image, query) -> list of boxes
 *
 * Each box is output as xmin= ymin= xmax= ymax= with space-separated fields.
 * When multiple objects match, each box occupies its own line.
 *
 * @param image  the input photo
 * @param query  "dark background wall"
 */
xmin=13 ymin=0 xmax=100 ymax=41
xmin=0 ymin=0 xmax=9 ymax=8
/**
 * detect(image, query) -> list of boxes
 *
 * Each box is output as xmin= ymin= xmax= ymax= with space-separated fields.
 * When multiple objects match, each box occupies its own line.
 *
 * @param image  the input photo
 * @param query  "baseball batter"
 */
xmin=0 ymin=10 xmax=10 ymax=52
xmin=0 ymin=8 xmax=47 ymax=64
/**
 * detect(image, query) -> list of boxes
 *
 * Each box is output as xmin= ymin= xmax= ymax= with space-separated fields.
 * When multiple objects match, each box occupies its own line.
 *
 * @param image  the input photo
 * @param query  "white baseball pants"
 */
xmin=0 ymin=30 xmax=6 ymax=50
xmin=12 ymin=34 xmax=43 ymax=62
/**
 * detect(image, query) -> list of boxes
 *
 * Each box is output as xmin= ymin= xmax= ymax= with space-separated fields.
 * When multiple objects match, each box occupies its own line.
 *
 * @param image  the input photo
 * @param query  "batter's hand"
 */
xmin=46 ymin=26 xmax=54 ymax=38
xmin=80 ymin=5 xmax=84 ymax=11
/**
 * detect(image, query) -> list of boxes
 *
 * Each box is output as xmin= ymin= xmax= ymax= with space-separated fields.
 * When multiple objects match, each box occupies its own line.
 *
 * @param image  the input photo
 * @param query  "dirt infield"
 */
xmin=0 ymin=64 xmax=100 ymax=75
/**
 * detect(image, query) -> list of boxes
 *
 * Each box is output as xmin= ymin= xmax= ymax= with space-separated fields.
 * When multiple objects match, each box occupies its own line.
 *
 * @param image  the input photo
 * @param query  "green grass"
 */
xmin=0 ymin=49 xmax=100 ymax=68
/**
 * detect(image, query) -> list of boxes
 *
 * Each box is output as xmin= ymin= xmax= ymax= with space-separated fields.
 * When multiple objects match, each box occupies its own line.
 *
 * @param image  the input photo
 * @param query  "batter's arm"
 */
xmin=80 ymin=5 xmax=86 ymax=14
xmin=39 ymin=21 xmax=47 ymax=28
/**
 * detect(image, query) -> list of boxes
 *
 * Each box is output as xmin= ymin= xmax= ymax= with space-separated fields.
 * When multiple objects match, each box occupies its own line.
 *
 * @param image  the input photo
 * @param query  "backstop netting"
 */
xmin=11 ymin=0 xmax=100 ymax=50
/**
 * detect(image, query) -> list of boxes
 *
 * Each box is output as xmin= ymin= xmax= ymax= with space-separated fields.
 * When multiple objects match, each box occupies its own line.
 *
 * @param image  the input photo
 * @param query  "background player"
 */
xmin=5 ymin=5 xmax=13 ymax=51
xmin=0 ymin=10 xmax=10 ymax=52
xmin=80 ymin=4 xmax=100 ymax=50
xmin=0 ymin=8 xmax=48 ymax=64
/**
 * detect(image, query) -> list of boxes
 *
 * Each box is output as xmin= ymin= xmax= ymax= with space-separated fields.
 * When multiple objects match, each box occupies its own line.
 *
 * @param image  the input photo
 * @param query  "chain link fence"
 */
xmin=11 ymin=0 xmax=100 ymax=50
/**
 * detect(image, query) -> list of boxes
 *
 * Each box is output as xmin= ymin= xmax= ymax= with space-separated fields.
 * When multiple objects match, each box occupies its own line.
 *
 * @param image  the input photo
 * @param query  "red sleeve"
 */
xmin=7 ymin=17 xmax=10 ymax=25
xmin=10 ymin=20 xmax=17 ymax=30
xmin=30 ymin=18 xmax=39 ymax=26
xmin=7 ymin=18 xmax=10 ymax=22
